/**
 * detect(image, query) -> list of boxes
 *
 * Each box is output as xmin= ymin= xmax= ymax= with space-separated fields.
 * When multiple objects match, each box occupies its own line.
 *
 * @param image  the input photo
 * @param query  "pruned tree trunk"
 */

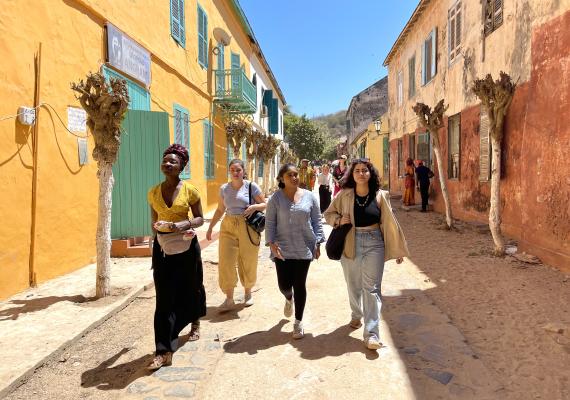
xmin=413 ymin=100 xmax=453 ymax=229
xmin=472 ymin=72 xmax=516 ymax=256
xmin=432 ymin=145 xmax=453 ymax=228
xmin=72 ymin=72 xmax=129 ymax=297
xmin=96 ymin=162 xmax=113 ymax=297
xmin=489 ymin=135 xmax=504 ymax=253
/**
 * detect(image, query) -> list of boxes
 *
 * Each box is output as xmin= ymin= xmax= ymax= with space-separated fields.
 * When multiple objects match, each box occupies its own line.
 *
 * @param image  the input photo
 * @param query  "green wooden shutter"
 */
xmin=203 ymin=120 xmax=214 ymax=179
xmin=112 ymin=110 xmax=169 ymax=238
xmin=174 ymin=104 xmax=190 ymax=178
xmin=217 ymin=43 xmax=225 ymax=92
xmin=269 ymin=98 xmax=278 ymax=134
xmin=231 ymin=53 xmax=240 ymax=91
xmin=170 ymin=0 xmax=185 ymax=47
xmin=197 ymin=5 xmax=208 ymax=67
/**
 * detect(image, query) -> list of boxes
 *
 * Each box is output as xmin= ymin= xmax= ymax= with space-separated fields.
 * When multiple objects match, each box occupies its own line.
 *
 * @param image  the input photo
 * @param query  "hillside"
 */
xmin=311 ymin=110 xmax=347 ymax=138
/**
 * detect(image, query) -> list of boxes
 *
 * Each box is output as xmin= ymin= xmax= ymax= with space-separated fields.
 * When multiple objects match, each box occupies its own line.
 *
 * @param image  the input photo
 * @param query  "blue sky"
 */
xmin=238 ymin=1 xmax=418 ymax=117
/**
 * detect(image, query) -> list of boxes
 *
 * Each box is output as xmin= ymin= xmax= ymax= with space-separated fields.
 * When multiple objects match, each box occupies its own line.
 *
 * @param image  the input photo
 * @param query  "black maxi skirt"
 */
xmin=319 ymin=185 xmax=332 ymax=213
xmin=152 ymin=235 xmax=207 ymax=354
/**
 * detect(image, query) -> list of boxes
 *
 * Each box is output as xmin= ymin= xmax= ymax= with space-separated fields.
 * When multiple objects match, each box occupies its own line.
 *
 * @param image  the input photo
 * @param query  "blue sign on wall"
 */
xmin=106 ymin=23 xmax=151 ymax=87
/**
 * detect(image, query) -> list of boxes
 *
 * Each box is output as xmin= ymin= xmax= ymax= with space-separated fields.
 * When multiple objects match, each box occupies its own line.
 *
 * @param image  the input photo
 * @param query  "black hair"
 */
xmin=341 ymin=158 xmax=381 ymax=194
xmin=276 ymin=163 xmax=296 ymax=189
xmin=163 ymin=143 xmax=189 ymax=170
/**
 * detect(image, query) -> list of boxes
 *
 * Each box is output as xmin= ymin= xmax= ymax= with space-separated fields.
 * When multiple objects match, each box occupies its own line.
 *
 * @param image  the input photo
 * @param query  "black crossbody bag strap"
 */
xmin=246 ymin=181 xmax=261 ymax=246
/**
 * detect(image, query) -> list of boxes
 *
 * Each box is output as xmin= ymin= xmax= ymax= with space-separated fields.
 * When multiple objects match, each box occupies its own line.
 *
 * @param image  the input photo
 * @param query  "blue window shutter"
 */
xmin=431 ymin=28 xmax=437 ymax=78
xmin=174 ymin=104 xmax=190 ymax=178
xmin=209 ymin=122 xmax=214 ymax=178
xmin=421 ymin=40 xmax=426 ymax=85
xmin=178 ymin=0 xmax=185 ymax=47
xmin=203 ymin=120 xmax=209 ymax=178
xmin=258 ymin=158 xmax=264 ymax=178
xmin=197 ymin=5 xmax=208 ymax=67
xmin=170 ymin=0 xmax=181 ymax=44
xmin=269 ymin=98 xmax=278 ymax=134
xmin=217 ymin=44 xmax=225 ymax=92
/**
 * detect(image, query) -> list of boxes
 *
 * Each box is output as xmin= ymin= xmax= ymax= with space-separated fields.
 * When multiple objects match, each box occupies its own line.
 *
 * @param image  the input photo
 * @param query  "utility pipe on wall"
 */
xmin=29 ymin=43 xmax=42 ymax=288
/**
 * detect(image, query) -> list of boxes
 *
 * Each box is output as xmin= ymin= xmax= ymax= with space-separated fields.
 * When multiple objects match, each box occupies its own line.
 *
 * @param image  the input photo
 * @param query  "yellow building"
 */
xmin=0 ymin=0 xmax=285 ymax=299
xmin=350 ymin=113 xmax=390 ymax=188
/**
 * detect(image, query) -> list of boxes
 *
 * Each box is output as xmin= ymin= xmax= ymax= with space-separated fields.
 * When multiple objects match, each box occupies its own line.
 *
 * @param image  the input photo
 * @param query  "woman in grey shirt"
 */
xmin=265 ymin=163 xmax=325 ymax=339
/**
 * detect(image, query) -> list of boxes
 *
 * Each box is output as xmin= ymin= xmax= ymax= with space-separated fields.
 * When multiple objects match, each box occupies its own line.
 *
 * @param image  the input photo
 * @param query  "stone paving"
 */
xmin=121 ymin=225 xmax=502 ymax=400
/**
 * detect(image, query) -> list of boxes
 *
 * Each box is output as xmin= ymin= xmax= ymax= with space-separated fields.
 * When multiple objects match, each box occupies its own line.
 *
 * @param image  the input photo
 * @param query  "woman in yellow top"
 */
xmin=147 ymin=144 xmax=206 ymax=370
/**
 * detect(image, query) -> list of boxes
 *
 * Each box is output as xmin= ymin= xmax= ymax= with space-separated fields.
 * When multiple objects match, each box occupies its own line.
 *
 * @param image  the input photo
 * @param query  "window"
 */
xmin=197 ymin=4 xmax=208 ymax=68
xmin=484 ymin=0 xmax=503 ymax=36
xmin=448 ymin=1 xmax=462 ymax=63
xmin=397 ymin=70 xmax=404 ymax=106
xmin=479 ymin=107 xmax=491 ymax=181
xmin=357 ymin=140 xmax=366 ymax=158
xmin=216 ymin=43 xmax=225 ymax=92
xmin=408 ymin=55 xmax=416 ymax=98
xmin=421 ymin=28 xmax=437 ymax=85
xmin=170 ymin=0 xmax=186 ymax=47
xmin=417 ymin=132 xmax=432 ymax=169
xmin=397 ymin=139 xmax=404 ymax=176
xmin=203 ymin=120 xmax=214 ymax=179
xmin=231 ymin=52 xmax=240 ymax=91
xmin=174 ymin=104 xmax=190 ymax=178
xmin=448 ymin=113 xmax=461 ymax=179
xmin=408 ymin=134 xmax=416 ymax=161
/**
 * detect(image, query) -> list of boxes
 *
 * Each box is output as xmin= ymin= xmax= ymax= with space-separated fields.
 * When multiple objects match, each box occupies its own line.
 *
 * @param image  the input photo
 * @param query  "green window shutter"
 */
xmin=203 ymin=120 xmax=214 ymax=179
xmin=231 ymin=53 xmax=240 ymax=90
xmin=171 ymin=0 xmax=185 ymax=47
xmin=174 ymin=104 xmax=190 ymax=178
xmin=269 ymin=98 xmax=278 ymax=134
xmin=198 ymin=5 xmax=208 ymax=68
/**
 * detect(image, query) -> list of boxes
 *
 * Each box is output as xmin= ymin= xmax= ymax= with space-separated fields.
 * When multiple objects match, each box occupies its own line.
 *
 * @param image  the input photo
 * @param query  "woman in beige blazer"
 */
xmin=324 ymin=158 xmax=409 ymax=350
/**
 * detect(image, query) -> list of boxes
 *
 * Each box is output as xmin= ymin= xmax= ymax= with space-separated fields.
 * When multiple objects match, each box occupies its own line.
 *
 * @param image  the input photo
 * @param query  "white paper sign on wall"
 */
xmin=68 ymin=107 xmax=87 ymax=133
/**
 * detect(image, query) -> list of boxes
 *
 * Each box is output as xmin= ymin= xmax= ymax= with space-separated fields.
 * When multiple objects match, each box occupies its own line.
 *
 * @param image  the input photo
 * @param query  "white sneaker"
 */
xmin=244 ymin=293 xmax=254 ymax=307
xmin=283 ymin=298 xmax=293 ymax=318
xmin=365 ymin=336 xmax=382 ymax=350
xmin=218 ymin=298 xmax=235 ymax=312
xmin=292 ymin=319 xmax=304 ymax=339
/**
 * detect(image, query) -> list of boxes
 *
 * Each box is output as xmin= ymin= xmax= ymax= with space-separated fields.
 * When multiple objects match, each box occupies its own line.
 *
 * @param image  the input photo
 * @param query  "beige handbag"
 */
xmin=156 ymin=232 xmax=191 ymax=255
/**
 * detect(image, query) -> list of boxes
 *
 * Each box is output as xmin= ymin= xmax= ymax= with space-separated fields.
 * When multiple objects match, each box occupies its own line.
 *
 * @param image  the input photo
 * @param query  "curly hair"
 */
xmin=163 ymin=143 xmax=189 ymax=169
xmin=341 ymin=158 xmax=381 ymax=194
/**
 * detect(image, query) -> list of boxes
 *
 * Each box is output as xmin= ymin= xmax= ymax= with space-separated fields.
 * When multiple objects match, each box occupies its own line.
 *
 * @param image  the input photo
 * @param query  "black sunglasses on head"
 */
xmin=351 ymin=157 xmax=370 ymax=164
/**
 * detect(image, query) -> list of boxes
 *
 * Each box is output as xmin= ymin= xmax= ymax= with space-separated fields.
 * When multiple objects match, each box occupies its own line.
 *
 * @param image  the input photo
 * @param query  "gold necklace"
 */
xmin=355 ymin=194 xmax=369 ymax=207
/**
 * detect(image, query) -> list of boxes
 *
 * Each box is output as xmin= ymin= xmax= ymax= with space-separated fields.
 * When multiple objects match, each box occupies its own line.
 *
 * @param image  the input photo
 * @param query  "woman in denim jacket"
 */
xmin=265 ymin=163 xmax=325 ymax=339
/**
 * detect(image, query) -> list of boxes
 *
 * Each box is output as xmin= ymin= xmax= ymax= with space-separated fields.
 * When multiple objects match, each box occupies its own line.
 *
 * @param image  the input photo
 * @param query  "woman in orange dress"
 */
xmin=403 ymin=158 xmax=416 ymax=206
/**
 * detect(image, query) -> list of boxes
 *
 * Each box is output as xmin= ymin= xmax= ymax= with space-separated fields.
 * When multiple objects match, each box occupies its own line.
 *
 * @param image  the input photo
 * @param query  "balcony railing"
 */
xmin=214 ymin=68 xmax=257 ymax=114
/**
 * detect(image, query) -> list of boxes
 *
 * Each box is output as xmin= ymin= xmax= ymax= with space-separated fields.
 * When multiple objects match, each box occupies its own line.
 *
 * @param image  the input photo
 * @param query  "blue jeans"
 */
xmin=340 ymin=229 xmax=385 ymax=340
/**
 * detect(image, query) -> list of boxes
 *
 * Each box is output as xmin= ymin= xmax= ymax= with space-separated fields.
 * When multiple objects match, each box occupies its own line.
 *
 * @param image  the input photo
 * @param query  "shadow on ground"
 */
xmin=222 ymin=319 xmax=379 ymax=360
xmin=81 ymin=347 xmax=153 ymax=391
xmin=0 ymin=295 xmax=96 ymax=320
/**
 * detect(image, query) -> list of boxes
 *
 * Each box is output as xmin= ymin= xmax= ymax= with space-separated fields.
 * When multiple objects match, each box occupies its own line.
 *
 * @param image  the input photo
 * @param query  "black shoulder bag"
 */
xmin=245 ymin=181 xmax=265 ymax=246
xmin=325 ymin=223 xmax=352 ymax=260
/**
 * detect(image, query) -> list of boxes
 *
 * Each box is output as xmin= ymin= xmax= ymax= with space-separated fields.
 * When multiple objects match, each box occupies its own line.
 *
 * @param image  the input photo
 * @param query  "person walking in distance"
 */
xmin=415 ymin=160 xmax=434 ymax=212
xmin=317 ymin=163 xmax=334 ymax=213
xmin=403 ymin=158 xmax=416 ymax=206
xmin=265 ymin=163 xmax=325 ymax=339
xmin=298 ymin=159 xmax=315 ymax=190
xmin=332 ymin=155 xmax=348 ymax=196
xmin=324 ymin=158 xmax=409 ymax=350
xmin=147 ymin=144 xmax=206 ymax=370
xmin=206 ymin=159 xmax=266 ymax=310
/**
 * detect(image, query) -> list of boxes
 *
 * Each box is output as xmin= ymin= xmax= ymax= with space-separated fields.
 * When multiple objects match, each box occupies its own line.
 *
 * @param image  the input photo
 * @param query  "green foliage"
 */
xmin=284 ymin=113 xmax=325 ymax=161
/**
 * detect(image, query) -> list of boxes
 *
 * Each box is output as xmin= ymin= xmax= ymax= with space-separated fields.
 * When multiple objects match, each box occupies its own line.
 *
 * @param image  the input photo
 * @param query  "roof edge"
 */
xmin=382 ymin=0 xmax=430 ymax=67
xmin=229 ymin=0 xmax=287 ymax=105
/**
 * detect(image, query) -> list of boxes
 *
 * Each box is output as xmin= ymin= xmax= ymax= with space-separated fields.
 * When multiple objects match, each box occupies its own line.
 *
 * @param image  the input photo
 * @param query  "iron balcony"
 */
xmin=214 ymin=68 xmax=257 ymax=114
